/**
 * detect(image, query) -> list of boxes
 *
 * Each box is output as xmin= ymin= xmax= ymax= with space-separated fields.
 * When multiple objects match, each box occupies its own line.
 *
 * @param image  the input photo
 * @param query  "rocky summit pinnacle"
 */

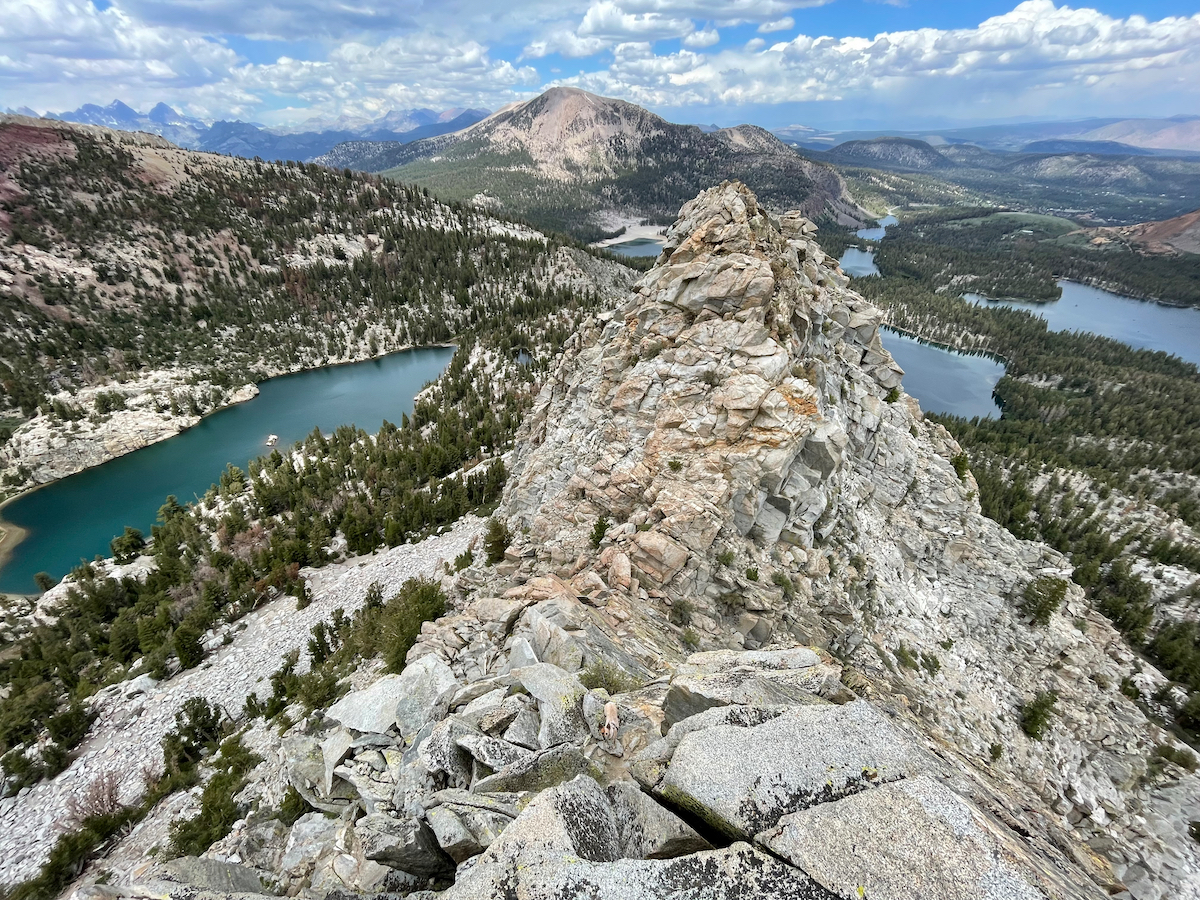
xmin=93 ymin=183 xmax=1197 ymax=900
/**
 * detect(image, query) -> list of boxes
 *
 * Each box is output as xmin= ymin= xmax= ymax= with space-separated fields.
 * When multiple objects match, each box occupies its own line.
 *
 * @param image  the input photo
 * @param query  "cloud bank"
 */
xmin=1 ymin=0 xmax=1196 ymax=126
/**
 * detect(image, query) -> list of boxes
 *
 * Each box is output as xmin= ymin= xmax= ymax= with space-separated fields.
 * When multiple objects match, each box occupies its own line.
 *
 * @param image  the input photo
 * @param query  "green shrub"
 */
xmin=885 ymin=387 xmax=901 ymax=403
xmin=168 ymin=734 xmax=260 ymax=857
xmin=1019 ymin=691 xmax=1058 ymax=740
xmin=46 ymin=702 xmax=94 ymax=749
xmin=669 ymin=598 xmax=694 ymax=627
xmin=745 ymin=567 xmax=759 ymax=582
xmin=989 ymin=743 xmax=1003 ymax=761
xmin=453 ymin=548 xmax=474 ymax=571
xmin=109 ymin=527 xmax=146 ymax=563
xmin=681 ymin=628 xmax=700 ymax=650
xmin=590 ymin=515 xmax=610 ymax=549
xmin=484 ymin=517 xmax=512 ymax=564
xmin=894 ymin=642 xmax=919 ymax=671
xmin=1019 ymin=576 xmax=1068 ymax=628
xmin=579 ymin=658 xmax=643 ymax=695
xmin=33 ymin=572 xmax=55 ymax=592
xmin=173 ymin=623 xmax=204 ymax=669
xmin=6 ymin=808 xmax=138 ymax=900
xmin=771 ymin=571 xmax=795 ymax=601
xmin=668 ymin=459 xmax=682 ymax=472
xmin=716 ymin=550 xmax=734 ymax=567
xmin=951 ymin=453 xmax=970 ymax=481
xmin=381 ymin=579 xmax=447 ymax=673
xmin=1 ymin=749 xmax=45 ymax=796
xmin=161 ymin=697 xmax=223 ymax=775
xmin=279 ymin=785 xmax=315 ymax=827
xmin=1152 ymin=743 xmax=1198 ymax=773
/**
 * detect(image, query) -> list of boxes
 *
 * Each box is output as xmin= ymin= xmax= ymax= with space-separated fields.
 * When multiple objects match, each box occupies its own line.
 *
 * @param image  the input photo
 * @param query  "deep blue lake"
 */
xmin=969 ymin=281 xmax=1200 ymax=367
xmin=0 ymin=347 xmax=455 ymax=594
xmin=881 ymin=330 xmax=1005 ymax=420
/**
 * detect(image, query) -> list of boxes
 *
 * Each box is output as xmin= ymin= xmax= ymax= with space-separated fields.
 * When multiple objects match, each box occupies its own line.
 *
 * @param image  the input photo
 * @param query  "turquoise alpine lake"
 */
xmin=0 ymin=347 xmax=456 ymax=594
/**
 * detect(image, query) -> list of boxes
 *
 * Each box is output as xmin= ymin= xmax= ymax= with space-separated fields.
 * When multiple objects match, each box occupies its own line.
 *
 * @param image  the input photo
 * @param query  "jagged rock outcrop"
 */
xmin=93 ymin=182 xmax=1199 ymax=900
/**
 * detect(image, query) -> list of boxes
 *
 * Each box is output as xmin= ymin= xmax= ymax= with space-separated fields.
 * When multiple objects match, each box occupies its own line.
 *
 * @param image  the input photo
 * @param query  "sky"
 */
xmin=1 ymin=0 xmax=1199 ymax=130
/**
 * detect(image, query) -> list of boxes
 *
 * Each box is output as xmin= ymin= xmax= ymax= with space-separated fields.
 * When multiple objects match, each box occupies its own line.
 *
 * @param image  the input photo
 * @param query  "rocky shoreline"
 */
xmin=0 ymin=370 xmax=259 ymax=501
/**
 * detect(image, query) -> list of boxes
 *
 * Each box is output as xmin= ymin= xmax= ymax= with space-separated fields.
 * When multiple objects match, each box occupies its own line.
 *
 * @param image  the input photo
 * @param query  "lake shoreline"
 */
xmin=882 ymin=323 xmax=1012 ymax=369
xmin=970 ymin=277 xmax=1198 ymax=310
xmin=0 ymin=342 xmax=456 ymax=593
xmin=590 ymin=223 xmax=667 ymax=250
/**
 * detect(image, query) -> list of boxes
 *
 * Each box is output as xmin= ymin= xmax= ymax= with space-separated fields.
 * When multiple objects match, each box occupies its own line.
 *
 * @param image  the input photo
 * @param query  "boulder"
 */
xmin=758 ymin=775 xmax=1051 ymax=900
xmin=417 ymin=717 xmax=474 ymax=789
xmin=662 ymin=675 xmax=824 ymax=727
xmin=501 ymin=706 xmax=542 ymax=749
xmin=320 ymin=728 xmax=354 ymax=796
xmin=426 ymin=805 xmax=481 ymax=863
xmin=439 ymin=777 xmax=834 ymax=900
xmin=635 ymin=701 xmax=919 ymax=837
xmin=160 ymin=857 xmax=266 ymax=894
xmin=280 ymin=812 xmax=340 ymax=874
xmin=630 ymin=705 xmax=788 ymax=791
xmin=507 ymin=637 xmax=539 ymax=669
xmin=427 ymin=800 xmax=515 ymax=863
xmin=356 ymin=814 xmax=453 ymax=877
xmin=454 ymin=732 xmax=534 ymax=770
xmin=393 ymin=654 xmax=460 ymax=742
xmin=326 ymin=674 xmax=409 ymax=735
xmin=629 ymin=530 xmax=689 ymax=587
xmin=472 ymin=745 xmax=601 ymax=794
xmin=606 ymin=781 xmax=711 ymax=860
xmin=512 ymin=662 xmax=588 ymax=748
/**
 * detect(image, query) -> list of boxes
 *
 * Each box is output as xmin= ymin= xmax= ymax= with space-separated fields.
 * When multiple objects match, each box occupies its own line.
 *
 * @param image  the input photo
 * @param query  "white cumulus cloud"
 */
xmin=758 ymin=17 xmax=794 ymax=33
xmin=559 ymin=1 xmax=1200 ymax=120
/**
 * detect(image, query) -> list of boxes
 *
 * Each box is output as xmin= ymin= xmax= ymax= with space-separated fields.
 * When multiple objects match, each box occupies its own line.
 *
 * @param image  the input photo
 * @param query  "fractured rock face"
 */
xmin=759 ymin=776 xmax=1054 ymax=900
xmin=634 ymin=700 xmax=921 ymax=838
xmin=440 ymin=776 xmax=836 ymax=900
xmin=485 ymin=180 xmax=1191 ymax=894
xmin=121 ymin=182 xmax=1192 ymax=900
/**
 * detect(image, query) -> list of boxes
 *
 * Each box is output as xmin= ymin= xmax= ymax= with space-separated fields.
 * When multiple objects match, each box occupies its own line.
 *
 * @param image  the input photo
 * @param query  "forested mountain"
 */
xmin=825 ymin=137 xmax=955 ymax=171
xmin=316 ymin=87 xmax=870 ymax=240
xmin=0 ymin=114 xmax=632 ymax=495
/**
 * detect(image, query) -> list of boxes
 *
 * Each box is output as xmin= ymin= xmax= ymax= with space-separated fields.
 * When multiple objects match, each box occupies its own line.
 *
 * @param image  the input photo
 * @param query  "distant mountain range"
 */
xmin=775 ymin=115 xmax=1200 ymax=157
xmin=806 ymin=135 xmax=1200 ymax=224
xmin=315 ymin=86 xmax=870 ymax=240
xmin=815 ymin=135 xmax=1194 ymax=173
xmin=1 ymin=100 xmax=489 ymax=163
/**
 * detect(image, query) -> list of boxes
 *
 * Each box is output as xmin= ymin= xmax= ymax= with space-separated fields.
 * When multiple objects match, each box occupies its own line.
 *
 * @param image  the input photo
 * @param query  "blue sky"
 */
xmin=2 ymin=0 xmax=1199 ymax=129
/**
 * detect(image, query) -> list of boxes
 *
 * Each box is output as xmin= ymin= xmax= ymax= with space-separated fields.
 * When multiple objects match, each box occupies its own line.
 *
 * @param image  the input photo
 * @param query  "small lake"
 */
xmin=608 ymin=238 xmax=665 ymax=258
xmin=881 ymin=329 xmax=1004 ymax=420
xmin=856 ymin=214 xmax=898 ymax=241
xmin=837 ymin=241 xmax=1004 ymax=419
xmin=0 ymin=347 xmax=455 ymax=594
xmin=839 ymin=247 xmax=879 ymax=278
xmin=969 ymin=281 xmax=1200 ymax=367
